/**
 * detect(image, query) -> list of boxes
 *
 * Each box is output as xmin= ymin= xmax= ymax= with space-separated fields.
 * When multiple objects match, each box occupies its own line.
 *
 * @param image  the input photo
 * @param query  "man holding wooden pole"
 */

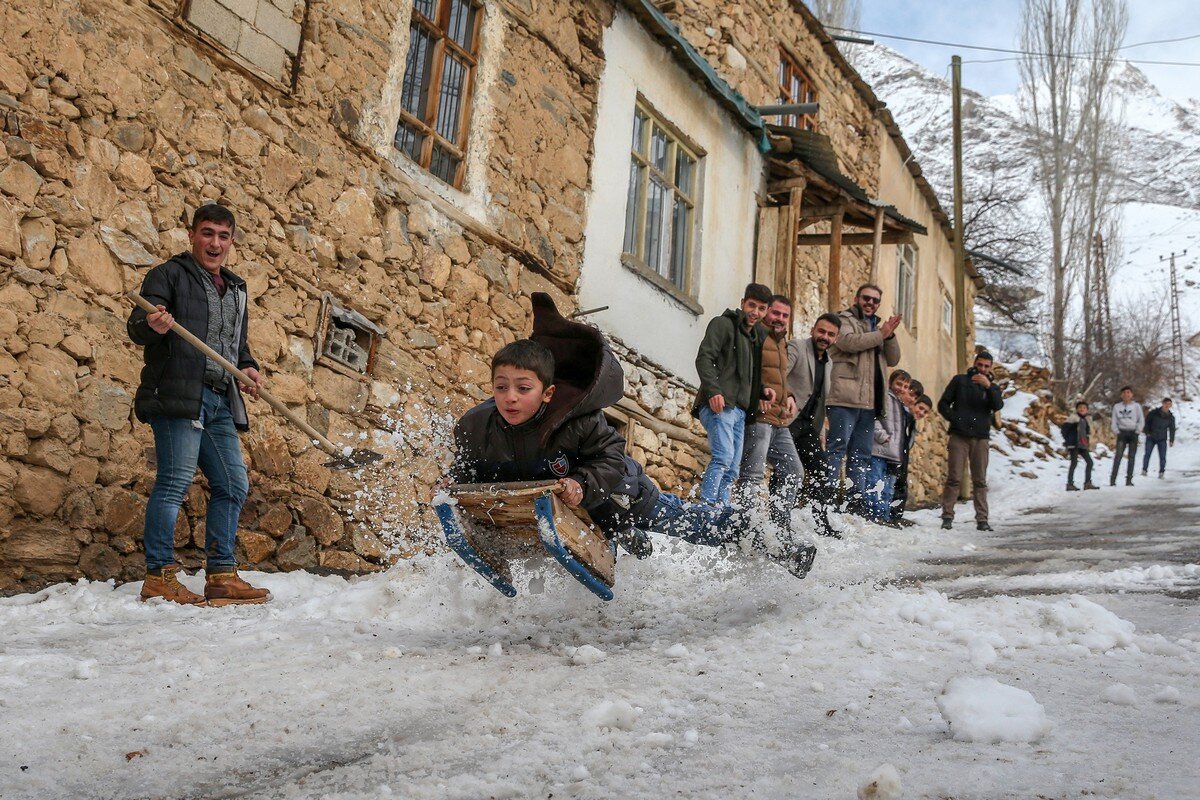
xmin=126 ymin=204 xmax=270 ymax=606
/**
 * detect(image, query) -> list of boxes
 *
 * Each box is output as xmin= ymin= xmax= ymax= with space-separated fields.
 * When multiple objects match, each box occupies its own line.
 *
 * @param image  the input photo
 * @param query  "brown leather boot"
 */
xmin=204 ymin=571 xmax=271 ymax=607
xmin=140 ymin=566 xmax=207 ymax=606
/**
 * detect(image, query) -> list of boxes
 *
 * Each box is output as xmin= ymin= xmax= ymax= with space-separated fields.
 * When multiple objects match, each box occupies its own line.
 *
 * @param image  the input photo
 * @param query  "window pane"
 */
xmin=430 ymin=145 xmax=459 ymax=183
xmin=412 ymin=0 xmax=436 ymax=19
xmin=674 ymin=150 xmax=694 ymax=196
xmin=447 ymin=0 xmax=478 ymax=49
xmin=435 ymin=51 xmax=468 ymax=142
xmin=401 ymin=25 xmax=436 ymax=118
xmin=669 ymin=197 xmax=690 ymax=288
xmin=623 ymin=159 xmax=644 ymax=255
xmin=644 ymin=177 xmax=668 ymax=273
xmin=632 ymin=109 xmax=647 ymax=153
xmin=394 ymin=121 xmax=425 ymax=160
xmin=650 ymin=126 xmax=668 ymax=172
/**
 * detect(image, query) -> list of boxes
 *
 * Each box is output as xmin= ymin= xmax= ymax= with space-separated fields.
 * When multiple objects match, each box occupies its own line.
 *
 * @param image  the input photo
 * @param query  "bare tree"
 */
xmin=810 ymin=0 xmax=861 ymax=30
xmin=1018 ymin=0 xmax=1127 ymax=401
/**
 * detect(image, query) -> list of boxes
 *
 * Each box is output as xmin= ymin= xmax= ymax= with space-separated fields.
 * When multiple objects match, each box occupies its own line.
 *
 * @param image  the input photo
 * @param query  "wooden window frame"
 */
xmin=941 ymin=289 xmax=954 ymax=336
xmin=620 ymin=98 xmax=704 ymax=309
xmin=394 ymin=0 xmax=483 ymax=189
xmin=777 ymin=47 xmax=818 ymax=131
xmin=896 ymin=243 xmax=918 ymax=330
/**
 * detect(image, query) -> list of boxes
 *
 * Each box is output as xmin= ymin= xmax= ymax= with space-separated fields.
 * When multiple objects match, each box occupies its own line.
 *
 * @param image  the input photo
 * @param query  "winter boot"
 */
xmin=784 ymin=543 xmax=817 ymax=579
xmin=1083 ymin=482 xmax=1100 ymax=490
xmin=1158 ymin=472 xmax=1165 ymax=479
xmin=940 ymin=518 xmax=953 ymax=531
xmin=976 ymin=521 xmax=994 ymax=532
xmin=204 ymin=571 xmax=271 ymax=607
xmin=1125 ymin=477 xmax=1134 ymax=487
xmin=1066 ymin=483 xmax=1080 ymax=491
xmin=1141 ymin=470 xmax=1148 ymax=477
xmin=1109 ymin=478 xmax=1117 ymax=487
xmin=140 ymin=566 xmax=207 ymax=606
xmin=615 ymin=528 xmax=653 ymax=560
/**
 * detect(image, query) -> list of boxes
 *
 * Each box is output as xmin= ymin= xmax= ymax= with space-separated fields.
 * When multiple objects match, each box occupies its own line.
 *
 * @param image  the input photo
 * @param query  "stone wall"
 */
xmin=0 ymin=0 xmax=620 ymax=593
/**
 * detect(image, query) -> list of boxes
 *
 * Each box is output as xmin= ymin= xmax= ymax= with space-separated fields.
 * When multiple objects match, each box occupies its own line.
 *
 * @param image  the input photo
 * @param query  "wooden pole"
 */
xmin=951 ymin=55 xmax=969 ymax=373
xmin=869 ymin=206 xmax=885 ymax=283
xmin=828 ymin=208 xmax=844 ymax=311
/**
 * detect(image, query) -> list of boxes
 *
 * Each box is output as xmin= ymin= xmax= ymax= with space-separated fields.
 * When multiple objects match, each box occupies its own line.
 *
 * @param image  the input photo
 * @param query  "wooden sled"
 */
xmin=434 ymin=481 xmax=616 ymax=601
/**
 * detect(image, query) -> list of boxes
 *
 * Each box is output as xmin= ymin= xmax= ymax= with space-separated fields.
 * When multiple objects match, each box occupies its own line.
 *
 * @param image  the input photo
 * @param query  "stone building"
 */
xmin=0 ymin=0 xmax=975 ymax=593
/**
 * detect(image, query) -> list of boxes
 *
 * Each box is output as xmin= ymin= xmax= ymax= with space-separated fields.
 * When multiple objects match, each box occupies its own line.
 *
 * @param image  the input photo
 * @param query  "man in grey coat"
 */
xmin=783 ymin=313 xmax=841 ymax=537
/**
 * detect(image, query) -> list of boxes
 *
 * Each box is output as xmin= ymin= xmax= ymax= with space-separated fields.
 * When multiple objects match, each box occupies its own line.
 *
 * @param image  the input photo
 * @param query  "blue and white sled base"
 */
xmin=434 ymin=481 xmax=616 ymax=601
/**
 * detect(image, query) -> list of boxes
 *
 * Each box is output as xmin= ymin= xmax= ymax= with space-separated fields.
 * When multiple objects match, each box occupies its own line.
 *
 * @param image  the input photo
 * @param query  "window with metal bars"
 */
xmin=776 ymin=48 xmax=818 ymax=131
xmin=393 ymin=0 xmax=482 ymax=188
xmin=896 ymin=243 xmax=917 ymax=327
xmin=621 ymin=103 xmax=701 ymax=294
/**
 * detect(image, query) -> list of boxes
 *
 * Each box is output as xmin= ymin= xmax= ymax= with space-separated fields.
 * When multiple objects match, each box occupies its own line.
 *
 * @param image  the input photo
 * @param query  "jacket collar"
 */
xmin=174 ymin=251 xmax=247 ymax=289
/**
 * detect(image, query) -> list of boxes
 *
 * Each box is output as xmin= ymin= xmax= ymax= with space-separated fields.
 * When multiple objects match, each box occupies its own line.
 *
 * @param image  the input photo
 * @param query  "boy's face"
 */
xmin=891 ymin=377 xmax=911 ymax=401
xmin=913 ymin=402 xmax=931 ymax=420
xmin=188 ymin=220 xmax=234 ymax=274
xmin=1077 ymin=405 xmax=1089 ymax=416
xmin=741 ymin=297 xmax=768 ymax=326
xmin=1121 ymin=389 xmax=1133 ymax=403
xmin=492 ymin=365 xmax=554 ymax=426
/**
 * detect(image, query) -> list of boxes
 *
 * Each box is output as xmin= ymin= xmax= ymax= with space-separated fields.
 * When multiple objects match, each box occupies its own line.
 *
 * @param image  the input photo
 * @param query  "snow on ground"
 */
xmin=2 ymin=418 xmax=1199 ymax=799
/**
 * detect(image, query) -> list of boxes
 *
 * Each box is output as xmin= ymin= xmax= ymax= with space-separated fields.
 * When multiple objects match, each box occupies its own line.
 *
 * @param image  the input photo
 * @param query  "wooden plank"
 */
xmin=870 ymin=206 xmax=885 ymax=282
xmin=755 ymin=206 xmax=779 ymax=289
xmin=550 ymin=493 xmax=615 ymax=585
xmin=828 ymin=209 xmax=844 ymax=311
xmin=798 ymin=231 xmax=915 ymax=246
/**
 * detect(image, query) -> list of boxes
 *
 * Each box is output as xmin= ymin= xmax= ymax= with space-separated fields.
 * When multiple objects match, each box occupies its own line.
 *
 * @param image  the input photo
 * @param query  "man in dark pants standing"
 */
xmin=938 ymin=351 xmax=1004 ymax=531
xmin=784 ymin=313 xmax=840 ymax=537
xmin=1142 ymin=397 xmax=1176 ymax=478
xmin=127 ymin=204 xmax=270 ymax=607
xmin=1110 ymin=385 xmax=1143 ymax=486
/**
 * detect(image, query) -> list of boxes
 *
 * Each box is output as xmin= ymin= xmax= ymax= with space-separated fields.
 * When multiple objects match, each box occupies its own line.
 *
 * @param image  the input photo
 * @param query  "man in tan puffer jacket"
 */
xmin=734 ymin=295 xmax=801 ymax=527
xmin=825 ymin=283 xmax=902 ymax=514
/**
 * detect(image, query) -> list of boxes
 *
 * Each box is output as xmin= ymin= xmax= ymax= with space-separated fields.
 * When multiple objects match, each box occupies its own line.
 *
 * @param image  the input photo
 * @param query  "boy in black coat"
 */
xmin=1061 ymin=401 xmax=1099 ymax=491
xmin=448 ymin=294 xmax=816 ymax=578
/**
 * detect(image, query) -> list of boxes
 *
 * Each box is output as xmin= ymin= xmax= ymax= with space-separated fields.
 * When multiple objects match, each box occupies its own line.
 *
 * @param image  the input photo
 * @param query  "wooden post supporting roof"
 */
xmin=869 ymin=206 xmax=885 ymax=283
xmin=827 ymin=207 xmax=844 ymax=310
xmin=777 ymin=185 xmax=803 ymax=303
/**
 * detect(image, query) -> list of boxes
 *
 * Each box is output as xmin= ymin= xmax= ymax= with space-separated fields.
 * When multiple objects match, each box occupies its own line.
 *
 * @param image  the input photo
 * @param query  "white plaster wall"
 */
xmin=579 ymin=10 xmax=764 ymax=385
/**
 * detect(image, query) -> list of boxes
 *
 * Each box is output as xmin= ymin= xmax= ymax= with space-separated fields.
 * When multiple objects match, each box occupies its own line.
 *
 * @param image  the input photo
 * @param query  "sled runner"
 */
xmin=434 ymin=480 xmax=617 ymax=601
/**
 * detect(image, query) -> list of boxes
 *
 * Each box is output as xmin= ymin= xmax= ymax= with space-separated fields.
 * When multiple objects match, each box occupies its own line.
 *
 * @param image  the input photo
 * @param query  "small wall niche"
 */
xmin=315 ymin=293 xmax=384 ymax=377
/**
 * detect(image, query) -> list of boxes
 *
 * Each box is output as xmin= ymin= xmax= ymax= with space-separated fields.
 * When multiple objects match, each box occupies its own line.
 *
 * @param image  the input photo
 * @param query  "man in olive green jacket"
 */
xmin=825 ymin=283 xmax=901 ymax=513
xmin=693 ymin=283 xmax=773 ymax=505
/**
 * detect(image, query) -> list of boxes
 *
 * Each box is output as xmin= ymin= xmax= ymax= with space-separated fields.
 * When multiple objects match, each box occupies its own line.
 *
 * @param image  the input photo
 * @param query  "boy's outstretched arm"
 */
xmin=568 ymin=414 xmax=628 ymax=508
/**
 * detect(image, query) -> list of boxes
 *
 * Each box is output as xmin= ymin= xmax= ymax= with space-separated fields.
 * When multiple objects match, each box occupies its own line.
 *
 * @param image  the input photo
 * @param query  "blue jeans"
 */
xmin=825 ymin=406 xmax=876 ymax=507
xmin=144 ymin=386 xmax=249 ymax=572
xmin=866 ymin=456 xmax=899 ymax=521
xmin=698 ymin=405 xmax=746 ymax=505
xmin=1143 ymin=438 xmax=1168 ymax=474
xmin=638 ymin=492 xmax=739 ymax=547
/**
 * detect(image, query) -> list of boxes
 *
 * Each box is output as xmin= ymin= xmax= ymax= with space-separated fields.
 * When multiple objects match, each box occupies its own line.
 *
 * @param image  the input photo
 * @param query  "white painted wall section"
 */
xmin=579 ymin=10 xmax=764 ymax=384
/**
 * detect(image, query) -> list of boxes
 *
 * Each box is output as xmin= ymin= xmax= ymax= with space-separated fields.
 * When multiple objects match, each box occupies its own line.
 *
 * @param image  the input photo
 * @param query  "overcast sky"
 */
xmin=854 ymin=0 xmax=1200 ymax=101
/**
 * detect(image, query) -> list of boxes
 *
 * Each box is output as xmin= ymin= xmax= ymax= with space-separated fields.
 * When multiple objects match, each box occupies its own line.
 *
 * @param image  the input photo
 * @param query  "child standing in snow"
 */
xmin=1062 ymin=401 xmax=1099 ymax=491
xmin=446 ymin=294 xmax=817 ymax=578
xmin=866 ymin=371 xmax=910 ymax=523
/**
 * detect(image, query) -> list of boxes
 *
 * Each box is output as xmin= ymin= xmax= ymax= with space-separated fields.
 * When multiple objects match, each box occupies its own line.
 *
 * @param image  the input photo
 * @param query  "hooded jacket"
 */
xmin=450 ymin=294 xmax=628 ymax=512
xmin=693 ymin=308 xmax=763 ymax=416
xmin=827 ymin=305 xmax=901 ymax=412
xmin=1061 ymin=412 xmax=1091 ymax=450
xmin=937 ymin=367 xmax=1004 ymax=439
xmin=127 ymin=252 xmax=258 ymax=430
xmin=1144 ymin=407 xmax=1175 ymax=442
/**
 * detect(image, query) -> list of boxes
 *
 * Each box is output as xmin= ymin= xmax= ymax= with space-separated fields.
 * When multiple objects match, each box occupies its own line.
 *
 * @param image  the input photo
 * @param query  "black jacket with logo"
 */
xmin=126 ymin=252 xmax=258 ymax=430
xmin=937 ymin=367 xmax=1004 ymax=439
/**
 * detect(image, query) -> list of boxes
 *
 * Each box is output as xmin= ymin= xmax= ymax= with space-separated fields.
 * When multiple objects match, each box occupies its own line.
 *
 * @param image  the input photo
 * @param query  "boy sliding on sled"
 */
xmin=446 ymin=294 xmax=817 ymax=580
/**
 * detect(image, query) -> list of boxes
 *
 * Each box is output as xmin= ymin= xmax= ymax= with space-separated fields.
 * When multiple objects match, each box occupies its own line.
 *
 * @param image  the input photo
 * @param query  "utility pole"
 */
xmin=951 ymin=55 xmax=968 ymax=373
xmin=1162 ymin=250 xmax=1188 ymax=398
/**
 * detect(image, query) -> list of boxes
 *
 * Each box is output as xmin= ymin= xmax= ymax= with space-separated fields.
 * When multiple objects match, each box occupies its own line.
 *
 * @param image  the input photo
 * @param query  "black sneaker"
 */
xmin=615 ymin=528 xmax=653 ymax=560
xmin=977 ymin=521 xmax=994 ymax=532
xmin=785 ymin=543 xmax=817 ymax=579
xmin=1158 ymin=472 xmax=1165 ymax=479
xmin=896 ymin=518 xmax=917 ymax=528
xmin=1110 ymin=479 xmax=1117 ymax=487
xmin=1126 ymin=478 xmax=1134 ymax=487
xmin=940 ymin=519 xmax=953 ymax=530
xmin=1142 ymin=470 xmax=1148 ymax=477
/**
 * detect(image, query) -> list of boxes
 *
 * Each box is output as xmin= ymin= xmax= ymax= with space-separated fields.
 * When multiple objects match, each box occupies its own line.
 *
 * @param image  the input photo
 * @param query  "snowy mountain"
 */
xmin=847 ymin=44 xmax=1200 ymax=343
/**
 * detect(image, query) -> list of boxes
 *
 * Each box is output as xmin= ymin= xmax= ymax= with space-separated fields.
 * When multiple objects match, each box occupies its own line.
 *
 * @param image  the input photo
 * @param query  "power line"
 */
xmin=830 ymin=26 xmax=1200 ymax=67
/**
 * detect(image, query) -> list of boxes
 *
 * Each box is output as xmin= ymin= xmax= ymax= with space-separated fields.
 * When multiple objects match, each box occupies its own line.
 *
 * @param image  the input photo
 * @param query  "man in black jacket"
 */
xmin=937 ymin=351 xmax=1004 ymax=531
xmin=1142 ymin=398 xmax=1176 ymax=478
xmin=127 ymin=204 xmax=269 ymax=607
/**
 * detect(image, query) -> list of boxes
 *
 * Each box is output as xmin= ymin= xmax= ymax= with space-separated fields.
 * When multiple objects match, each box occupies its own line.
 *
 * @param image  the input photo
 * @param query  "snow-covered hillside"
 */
xmin=848 ymin=44 xmax=1200 ymax=337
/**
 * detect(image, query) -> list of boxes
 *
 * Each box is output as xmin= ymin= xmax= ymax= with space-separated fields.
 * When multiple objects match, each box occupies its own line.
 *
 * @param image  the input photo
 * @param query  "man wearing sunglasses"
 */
xmin=824 ymin=284 xmax=902 ymax=516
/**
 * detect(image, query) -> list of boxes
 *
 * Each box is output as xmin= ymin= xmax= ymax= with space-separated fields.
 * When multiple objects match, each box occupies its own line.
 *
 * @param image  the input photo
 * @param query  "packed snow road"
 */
xmin=2 ymin=443 xmax=1198 ymax=800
